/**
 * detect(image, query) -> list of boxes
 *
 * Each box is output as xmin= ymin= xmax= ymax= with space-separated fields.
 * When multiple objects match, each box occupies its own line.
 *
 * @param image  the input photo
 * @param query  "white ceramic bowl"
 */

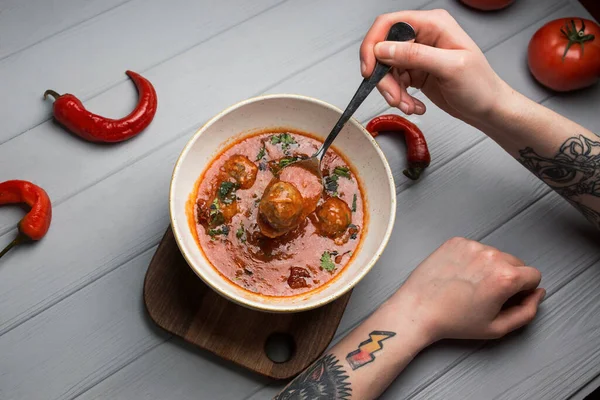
xmin=170 ymin=94 xmax=396 ymax=313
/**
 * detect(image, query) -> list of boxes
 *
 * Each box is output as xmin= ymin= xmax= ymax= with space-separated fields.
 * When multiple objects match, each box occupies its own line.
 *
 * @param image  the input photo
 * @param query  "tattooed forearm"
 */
xmin=273 ymin=354 xmax=351 ymax=400
xmin=346 ymin=331 xmax=396 ymax=370
xmin=518 ymin=135 xmax=600 ymax=229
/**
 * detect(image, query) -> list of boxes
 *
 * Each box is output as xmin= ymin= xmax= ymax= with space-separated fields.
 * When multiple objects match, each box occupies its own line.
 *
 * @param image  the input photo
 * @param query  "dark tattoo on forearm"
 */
xmin=345 ymin=331 xmax=396 ymax=370
xmin=518 ymin=135 xmax=600 ymax=228
xmin=273 ymin=354 xmax=351 ymax=400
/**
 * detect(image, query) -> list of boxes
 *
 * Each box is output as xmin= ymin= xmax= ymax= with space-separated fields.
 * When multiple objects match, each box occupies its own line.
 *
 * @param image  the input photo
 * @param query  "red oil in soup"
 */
xmin=190 ymin=130 xmax=366 ymax=297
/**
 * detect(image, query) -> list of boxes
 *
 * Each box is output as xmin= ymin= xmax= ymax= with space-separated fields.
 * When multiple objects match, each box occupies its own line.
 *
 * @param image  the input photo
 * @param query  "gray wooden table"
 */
xmin=1 ymin=0 xmax=599 ymax=399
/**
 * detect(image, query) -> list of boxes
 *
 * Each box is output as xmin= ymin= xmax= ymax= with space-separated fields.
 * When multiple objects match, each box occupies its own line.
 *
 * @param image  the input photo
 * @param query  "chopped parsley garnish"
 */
xmin=278 ymin=156 xmax=299 ymax=168
xmin=333 ymin=166 xmax=351 ymax=179
xmin=208 ymin=225 xmax=230 ymax=238
xmin=236 ymin=224 xmax=246 ymax=242
xmin=352 ymin=193 xmax=357 ymax=212
xmin=218 ymin=181 xmax=238 ymax=205
xmin=324 ymin=174 xmax=339 ymax=196
xmin=256 ymin=145 xmax=266 ymax=161
xmin=270 ymin=133 xmax=297 ymax=154
xmin=209 ymin=198 xmax=225 ymax=226
xmin=320 ymin=251 xmax=336 ymax=272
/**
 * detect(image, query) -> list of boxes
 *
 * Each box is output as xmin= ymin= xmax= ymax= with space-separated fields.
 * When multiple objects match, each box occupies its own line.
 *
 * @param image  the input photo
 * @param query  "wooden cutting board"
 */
xmin=143 ymin=227 xmax=352 ymax=380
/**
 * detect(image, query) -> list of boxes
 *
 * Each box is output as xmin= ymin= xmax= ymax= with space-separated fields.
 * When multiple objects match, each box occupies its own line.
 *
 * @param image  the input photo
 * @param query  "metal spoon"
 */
xmin=285 ymin=22 xmax=416 ymax=184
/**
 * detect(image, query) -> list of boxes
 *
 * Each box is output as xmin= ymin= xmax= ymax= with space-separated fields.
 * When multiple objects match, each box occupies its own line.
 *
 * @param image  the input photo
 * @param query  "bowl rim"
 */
xmin=169 ymin=93 xmax=397 ymax=313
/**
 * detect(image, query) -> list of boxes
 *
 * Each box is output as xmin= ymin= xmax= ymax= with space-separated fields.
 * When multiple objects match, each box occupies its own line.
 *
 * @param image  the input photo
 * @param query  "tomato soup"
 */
xmin=190 ymin=130 xmax=366 ymax=297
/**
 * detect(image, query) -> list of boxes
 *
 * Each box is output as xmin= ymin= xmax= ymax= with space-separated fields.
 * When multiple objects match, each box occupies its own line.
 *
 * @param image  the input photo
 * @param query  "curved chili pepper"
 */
xmin=43 ymin=70 xmax=157 ymax=143
xmin=366 ymin=114 xmax=431 ymax=180
xmin=0 ymin=180 xmax=52 ymax=260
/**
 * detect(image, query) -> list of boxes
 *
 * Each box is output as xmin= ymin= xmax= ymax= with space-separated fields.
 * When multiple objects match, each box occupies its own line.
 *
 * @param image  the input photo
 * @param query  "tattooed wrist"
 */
xmin=518 ymin=134 xmax=600 ymax=229
xmin=346 ymin=331 xmax=396 ymax=370
xmin=273 ymin=354 xmax=351 ymax=400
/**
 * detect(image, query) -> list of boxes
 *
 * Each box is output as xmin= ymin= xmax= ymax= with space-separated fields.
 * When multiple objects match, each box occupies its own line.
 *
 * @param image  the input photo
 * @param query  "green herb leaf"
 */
xmin=351 ymin=193 xmax=357 ymax=213
xmin=278 ymin=156 xmax=299 ymax=168
xmin=270 ymin=133 xmax=297 ymax=154
xmin=320 ymin=251 xmax=336 ymax=272
xmin=208 ymin=225 xmax=230 ymax=238
xmin=324 ymin=175 xmax=339 ymax=196
xmin=256 ymin=145 xmax=266 ymax=161
xmin=208 ymin=198 xmax=225 ymax=226
xmin=236 ymin=224 xmax=246 ymax=242
xmin=218 ymin=181 xmax=238 ymax=205
xmin=333 ymin=166 xmax=351 ymax=179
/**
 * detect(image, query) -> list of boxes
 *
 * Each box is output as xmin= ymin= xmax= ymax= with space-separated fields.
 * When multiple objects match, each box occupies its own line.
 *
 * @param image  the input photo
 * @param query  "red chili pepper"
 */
xmin=366 ymin=114 xmax=431 ymax=180
xmin=43 ymin=70 xmax=157 ymax=143
xmin=0 ymin=180 xmax=52 ymax=260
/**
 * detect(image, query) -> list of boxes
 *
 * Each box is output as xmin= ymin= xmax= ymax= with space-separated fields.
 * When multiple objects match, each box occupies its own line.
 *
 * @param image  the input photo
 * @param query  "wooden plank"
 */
xmin=64 ymin=137 xmax=545 ymax=400
xmin=0 ymin=1 xmax=582 ymax=399
xmin=409 ymin=259 xmax=600 ymax=400
xmin=0 ymin=248 xmax=169 ymax=400
xmin=0 ymin=0 xmax=284 ymax=143
xmin=245 ymin=4 xmax=600 ymax=399
xmin=0 ymin=0 xmax=432 ymax=235
xmin=78 ymin=340 xmax=271 ymax=400
xmin=0 ymin=0 xmax=562 ymax=335
xmin=0 ymin=0 xmax=129 ymax=61
xmin=0 ymin=0 xmax=566 ymax=235
xmin=569 ymin=373 xmax=600 ymax=400
xmin=381 ymin=193 xmax=600 ymax=399
xmin=386 ymin=84 xmax=600 ymax=400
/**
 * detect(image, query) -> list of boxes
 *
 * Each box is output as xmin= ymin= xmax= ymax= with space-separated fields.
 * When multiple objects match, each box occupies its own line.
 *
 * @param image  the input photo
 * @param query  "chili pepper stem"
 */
xmin=43 ymin=90 xmax=62 ymax=101
xmin=0 ymin=233 xmax=28 ymax=260
xmin=403 ymin=167 xmax=423 ymax=181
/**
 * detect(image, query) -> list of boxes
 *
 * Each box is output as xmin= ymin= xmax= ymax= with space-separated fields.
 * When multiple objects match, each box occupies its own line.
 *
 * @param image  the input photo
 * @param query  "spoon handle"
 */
xmin=314 ymin=22 xmax=416 ymax=161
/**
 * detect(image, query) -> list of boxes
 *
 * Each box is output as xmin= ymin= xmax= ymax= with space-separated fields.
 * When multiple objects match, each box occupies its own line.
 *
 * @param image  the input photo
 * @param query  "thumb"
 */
xmin=486 ymin=288 xmax=546 ymax=339
xmin=374 ymin=41 xmax=463 ymax=79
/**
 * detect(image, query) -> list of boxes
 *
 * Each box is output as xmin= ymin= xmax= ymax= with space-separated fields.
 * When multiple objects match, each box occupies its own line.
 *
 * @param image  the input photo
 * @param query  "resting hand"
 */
xmin=390 ymin=237 xmax=545 ymax=341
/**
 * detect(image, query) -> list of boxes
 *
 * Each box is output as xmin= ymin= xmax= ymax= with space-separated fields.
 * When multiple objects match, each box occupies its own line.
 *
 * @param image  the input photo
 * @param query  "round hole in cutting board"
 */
xmin=265 ymin=332 xmax=296 ymax=363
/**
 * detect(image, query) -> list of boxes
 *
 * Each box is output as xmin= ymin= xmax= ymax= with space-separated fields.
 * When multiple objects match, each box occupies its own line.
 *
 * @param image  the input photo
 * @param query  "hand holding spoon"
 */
xmin=284 ymin=22 xmax=416 ymax=184
xmin=259 ymin=22 xmax=416 ymax=238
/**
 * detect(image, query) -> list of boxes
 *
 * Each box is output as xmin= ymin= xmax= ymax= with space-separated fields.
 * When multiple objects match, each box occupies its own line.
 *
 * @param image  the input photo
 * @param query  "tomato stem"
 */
xmin=561 ymin=19 xmax=595 ymax=61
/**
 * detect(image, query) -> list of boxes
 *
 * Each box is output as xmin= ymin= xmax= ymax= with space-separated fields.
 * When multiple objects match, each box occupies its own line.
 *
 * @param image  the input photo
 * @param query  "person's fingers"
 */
xmin=360 ymin=9 xmax=468 ymax=77
xmin=516 ymin=266 xmax=542 ymax=291
xmin=376 ymin=73 xmax=402 ymax=107
xmin=487 ymin=288 xmax=545 ymax=338
xmin=499 ymin=252 xmax=525 ymax=267
xmin=412 ymin=97 xmax=426 ymax=115
xmin=392 ymin=68 xmax=411 ymax=88
xmin=390 ymin=70 xmax=426 ymax=115
xmin=374 ymin=41 xmax=465 ymax=80
xmin=496 ymin=265 xmax=542 ymax=299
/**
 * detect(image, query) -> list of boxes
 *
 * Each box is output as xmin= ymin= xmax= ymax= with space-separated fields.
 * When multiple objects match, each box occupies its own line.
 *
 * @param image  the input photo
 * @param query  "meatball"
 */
xmin=279 ymin=164 xmax=322 ymax=216
xmin=258 ymin=181 xmax=304 ymax=238
xmin=316 ymin=197 xmax=352 ymax=237
xmin=222 ymin=155 xmax=258 ymax=189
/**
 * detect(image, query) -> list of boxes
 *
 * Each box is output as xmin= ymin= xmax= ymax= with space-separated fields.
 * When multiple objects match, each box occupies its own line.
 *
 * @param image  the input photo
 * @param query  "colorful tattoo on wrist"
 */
xmin=345 ymin=331 xmax=396 ymax=370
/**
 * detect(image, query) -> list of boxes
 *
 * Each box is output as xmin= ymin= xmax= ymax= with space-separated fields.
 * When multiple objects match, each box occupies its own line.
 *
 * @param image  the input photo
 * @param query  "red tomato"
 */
xmin=460 ymin=0 xmax=515 ymax=11
xmin=528 ymin=18 xmax=600 ymax=92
